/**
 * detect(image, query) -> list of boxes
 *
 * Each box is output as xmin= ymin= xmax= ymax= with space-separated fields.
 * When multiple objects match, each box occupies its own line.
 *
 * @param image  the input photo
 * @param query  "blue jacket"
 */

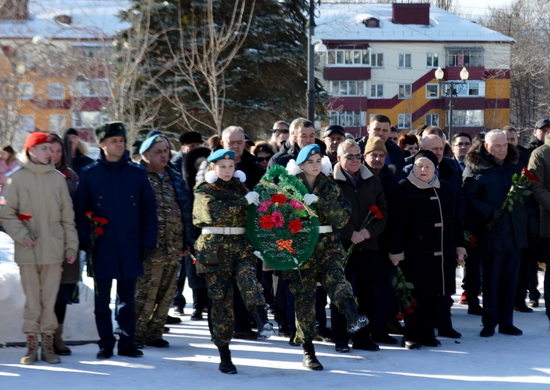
xmin=75 ymin=151 xmax=158 ymax=279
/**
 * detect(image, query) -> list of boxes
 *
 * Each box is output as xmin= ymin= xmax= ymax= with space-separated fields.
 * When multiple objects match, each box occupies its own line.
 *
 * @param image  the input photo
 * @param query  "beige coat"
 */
xmin=529 ymin=135 xmax=550 ymax=238
xmin=0 ymin=155 xmax=78 ymax=264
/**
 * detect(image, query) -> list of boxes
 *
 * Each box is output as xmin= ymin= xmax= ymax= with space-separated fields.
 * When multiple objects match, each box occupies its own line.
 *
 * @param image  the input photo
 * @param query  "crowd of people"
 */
xmin=0 ymin=114 xmax=549 ymax=374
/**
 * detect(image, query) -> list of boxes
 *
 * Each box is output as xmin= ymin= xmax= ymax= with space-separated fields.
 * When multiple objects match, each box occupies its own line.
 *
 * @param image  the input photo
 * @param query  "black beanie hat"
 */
xmin=64 ymin=128 xmax=78 ymax=137
xmin=95 ymin=122 xmax=127 ymax=143
xmin=413 ymin=150 xmax=438 ymax=168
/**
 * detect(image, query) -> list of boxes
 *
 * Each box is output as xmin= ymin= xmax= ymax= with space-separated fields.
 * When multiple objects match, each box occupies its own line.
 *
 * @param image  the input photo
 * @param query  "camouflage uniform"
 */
xmin=283 ymin=173 xmax=355 ymax=344
xmin=193 ymin=177 xmax=266 ymax=347
xmin=135 ymin=171 xmax=184 ymax=344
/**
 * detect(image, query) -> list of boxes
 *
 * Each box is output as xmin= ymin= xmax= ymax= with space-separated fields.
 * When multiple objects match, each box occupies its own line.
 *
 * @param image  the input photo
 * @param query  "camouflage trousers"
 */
xmin=284 ymin=234 xmax=355 ymax=344
xmin=135 ymin=250 xmax=179 ymax=343
xmin=203 ymin=256 xmax=265 ymax=347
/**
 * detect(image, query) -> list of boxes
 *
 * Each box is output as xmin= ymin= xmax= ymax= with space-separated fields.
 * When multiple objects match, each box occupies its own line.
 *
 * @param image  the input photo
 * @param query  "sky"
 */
xmin=455 ymin=0 xmax=516 ymax=17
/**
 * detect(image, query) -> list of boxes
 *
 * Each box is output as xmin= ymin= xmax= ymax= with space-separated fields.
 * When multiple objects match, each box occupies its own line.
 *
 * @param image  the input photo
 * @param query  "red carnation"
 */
xmin=17 ymin=214 xmax=32 ymax=222
xmin=270 ymin=193 xmax=287 ymax=205
xmin=396 ymin=313 xmax=404 ymax=320
xmin=368 ymin=205 xmax=380 ymax=214
xmin=85 ymin=211 xmax=93 ymax=218
xmin=259 ymin=214 xmax=275 ymax=230
xmin=470 ymin=235 xmax=476 ymax=242
xmin=99 ymin=218 xmax=109 ymax=225
xmin=95 ymin=227 xmax=104 ymax=235
xmin=405 ymin=305 xmax=414 ymax=314
xmin=375 ymin=211 xmax=383 ymax=220
xmin=288 ymin=218 xmax=303 ymax=234
xmin=411 ymin=299 xmax=418 ymax=308
xmin=92 ymin=216 xmax=102 ymax=223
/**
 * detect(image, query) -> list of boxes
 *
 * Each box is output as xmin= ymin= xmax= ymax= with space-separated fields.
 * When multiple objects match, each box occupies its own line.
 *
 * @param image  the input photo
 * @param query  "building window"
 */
xmin=328 ymin=111 xmax=366 ymax=127
xmin=442 ymin=81 xmax=485 ymax=97
xmin=49 ymin=83 xmax=65 ymax=100
xmin=370 ymin=84 xmax=383 ymax=98
xmin=398 ymin=53 xmax=411 ymax=68
xmin=72 ymin=79 xmax=110 ymax=97
xmin=425 ymin=113 xmax=439 ymax=126
xmin=446 ymin=110 xmax=484 ymax=127
xmin=427 ymin=53 xmax=439 ymax=68
xmin=327 ymin=49 xmax=371 ymax=66
xmin=398 ymin=84 xmax=412 ymax=99
xmin=363 ymin=18 xmax=379 ymax=28
xmin=371 ymin=53 xmax=384 ymax=67
xmin=17 ymin=115 xmax=35 ymax=132
xmin=446 ymin=48 xmax=484 ymax=67
xmin=18 ymin=82 xmax=34 ymax=99
xmin=49 ymin=115 xmax=66 ymax=132
xmin=329 ymin=80 xmax=366 ymax=96
xmin=72 ymin=111 xmax=109 ymax=128
xmin=398 ymin=114 xmax=412 ymax=129
xmin=426 ymin=84 xmax=439 ymax=98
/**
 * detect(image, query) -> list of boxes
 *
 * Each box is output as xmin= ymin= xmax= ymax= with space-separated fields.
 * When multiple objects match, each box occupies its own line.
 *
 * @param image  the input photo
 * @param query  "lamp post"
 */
xmin=307 ymin=0 xmax=316 ymax=123
xmin=435 ymin=66 xmax=469 ymax=139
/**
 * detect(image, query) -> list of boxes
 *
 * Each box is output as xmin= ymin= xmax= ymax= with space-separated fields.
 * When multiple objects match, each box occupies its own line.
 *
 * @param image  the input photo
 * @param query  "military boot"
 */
xmin=41 ymin=334 xmax=61 ymax=364
xmin=302 ymin=342 xmax=323 ymax=371
xmin=341 ymin=299 xmax=369 ymax=333
xmin=251 ymin=305 xmax=275 ymax=340
xmin=20 ymin=333 xmax=38 ymax=365
xmin=54 ymin=323 xmax=72 ymax=356
xmin=217 ymin=345 xmax=237 ymax=374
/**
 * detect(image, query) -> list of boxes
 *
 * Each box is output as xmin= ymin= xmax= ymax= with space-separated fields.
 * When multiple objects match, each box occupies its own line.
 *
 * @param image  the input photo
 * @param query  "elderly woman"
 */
xmin=388 ymin=150 xmax=466 ymax=349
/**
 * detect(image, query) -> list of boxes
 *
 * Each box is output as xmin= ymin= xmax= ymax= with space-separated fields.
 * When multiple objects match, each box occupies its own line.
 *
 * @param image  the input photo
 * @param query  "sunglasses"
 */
xmin=343 ymin=154 xmax=362 ymax=160
xmin=256 ymin=157 xmax=270 ymax=162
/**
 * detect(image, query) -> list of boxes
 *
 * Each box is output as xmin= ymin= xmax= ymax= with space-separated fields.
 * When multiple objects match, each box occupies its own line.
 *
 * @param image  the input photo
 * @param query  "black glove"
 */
xmin=492 ymin=209 xmax=505 ymax=223
xmin=141 ymin=246 xmax=155 ymax=262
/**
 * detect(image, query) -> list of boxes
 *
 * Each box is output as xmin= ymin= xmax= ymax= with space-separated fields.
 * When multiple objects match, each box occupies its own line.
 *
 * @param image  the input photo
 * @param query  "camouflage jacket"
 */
xmin=297 ymin=172 xmax=351 ymax=231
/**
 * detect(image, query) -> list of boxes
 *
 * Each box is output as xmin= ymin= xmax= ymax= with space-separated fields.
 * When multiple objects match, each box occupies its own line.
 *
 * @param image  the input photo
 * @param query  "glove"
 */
xmin=141 ymin=246 xmax=155 ymax=262
xmin=492 ymin=209 xmax=504 ymax=223
xmin=303 ymin=194 xmax=319 ymax=205
xmin=245 ymin=191 xmax=260 ymax=206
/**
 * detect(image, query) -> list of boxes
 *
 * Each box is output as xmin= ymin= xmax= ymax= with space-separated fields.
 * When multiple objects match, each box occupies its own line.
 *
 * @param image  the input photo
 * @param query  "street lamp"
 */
xmin=307 ymin=0 xmax=316 ymax=123
xmin=435 ymin=66 xmax=469 ymax=139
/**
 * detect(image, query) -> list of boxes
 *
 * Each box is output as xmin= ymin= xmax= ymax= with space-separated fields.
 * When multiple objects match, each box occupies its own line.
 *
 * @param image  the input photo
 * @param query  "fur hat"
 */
xmin=95 ymin=122 xmax=127 ymax=143
xmin=414 ymin=150 xmax=438 ymax=168
xmin=364 ymin=136 xmax=387 ymax=155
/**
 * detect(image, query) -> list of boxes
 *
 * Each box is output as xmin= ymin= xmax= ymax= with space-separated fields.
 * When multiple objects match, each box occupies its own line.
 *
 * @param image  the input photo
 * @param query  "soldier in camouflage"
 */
xmin=193 ymin=149 xmax=274 ymax=375
xmin=284 ymin=144 xmax=368 ymax=371
xmin=134 ymin=135 xmax=195 ymax=348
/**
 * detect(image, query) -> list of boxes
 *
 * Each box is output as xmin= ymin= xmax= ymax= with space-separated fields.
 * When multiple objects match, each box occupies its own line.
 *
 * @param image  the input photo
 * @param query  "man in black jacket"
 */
xmin=268 ymin=118 xmax=316 ymax=169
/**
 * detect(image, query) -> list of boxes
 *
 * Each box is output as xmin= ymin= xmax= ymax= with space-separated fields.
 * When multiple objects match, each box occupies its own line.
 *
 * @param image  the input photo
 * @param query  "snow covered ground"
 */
xmin=1 ymin=232 xmax=550 ymax=389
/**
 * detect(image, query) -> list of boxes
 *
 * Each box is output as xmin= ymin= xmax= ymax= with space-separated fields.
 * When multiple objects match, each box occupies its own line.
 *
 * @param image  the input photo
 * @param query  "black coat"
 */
xmin=74 ymin=151 xmax=158 ymax=279
xmin=388 ymin=174 xmax=464 ymax=296
xmin=462 ymin=144 xmax=536 ymax=251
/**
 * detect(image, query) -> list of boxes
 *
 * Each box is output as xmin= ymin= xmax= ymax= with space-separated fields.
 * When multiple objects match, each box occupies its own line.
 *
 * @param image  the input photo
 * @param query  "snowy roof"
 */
xmin=0 ymin=0 xmax=130 ymax=41
xmin=315 ymin=3 xmax=515 ymax=43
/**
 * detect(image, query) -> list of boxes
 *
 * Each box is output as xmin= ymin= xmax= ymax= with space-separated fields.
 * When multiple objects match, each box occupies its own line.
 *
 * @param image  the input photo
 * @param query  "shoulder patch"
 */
xmin=128 ymin=161 xmax=145 ymax=170
xmin=82 ymin=161 xmax=99 ymax=172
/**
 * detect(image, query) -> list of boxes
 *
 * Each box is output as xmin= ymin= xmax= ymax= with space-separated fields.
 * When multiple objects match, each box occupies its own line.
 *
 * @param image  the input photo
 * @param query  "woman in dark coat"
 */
xmin=388 ymin=150 xmax=466 ymax=349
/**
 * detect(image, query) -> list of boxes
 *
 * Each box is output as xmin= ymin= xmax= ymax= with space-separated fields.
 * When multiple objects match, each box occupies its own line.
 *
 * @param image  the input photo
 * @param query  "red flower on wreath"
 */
xmin=271 ymin=193 xmax=287 ymax=205
xmin=288 ymin=218 xmax=303 ymax=234
xmin=260 ymin=214 xmax=275 ymax=230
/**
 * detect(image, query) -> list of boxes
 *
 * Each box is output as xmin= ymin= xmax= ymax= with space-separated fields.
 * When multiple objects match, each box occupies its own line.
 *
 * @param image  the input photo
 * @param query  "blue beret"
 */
xmin=139 ymin=135 xmax=166 ymax=154
xmin=207 ymin=149 xmax=235 ymax=163
xmin=296 ymin=144 xmax=320 ymax=165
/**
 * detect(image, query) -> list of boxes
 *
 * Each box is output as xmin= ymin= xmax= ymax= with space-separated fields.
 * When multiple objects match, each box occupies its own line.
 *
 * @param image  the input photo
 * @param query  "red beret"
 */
xmin=24 ymin=132 xmax=53 ymax=151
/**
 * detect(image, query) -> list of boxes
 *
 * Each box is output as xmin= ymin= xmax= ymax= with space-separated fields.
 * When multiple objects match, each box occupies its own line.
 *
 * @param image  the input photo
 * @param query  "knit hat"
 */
xmin=364 ymin=136 xmax=387 ymax=155
xmin=414 ymin=150 xmax=438 ymax=168
xmin=207 ymin=149 xmax=235 ymax=163
xmin=95 ymin=122 xmax=127 ymax=143
xmin=24 ymin=132 xmax=53 ymax=151
xmin=296 ymin=144 xmax=320 ymax=165
xmin=64 ymin=128 xmax=78 ymax=137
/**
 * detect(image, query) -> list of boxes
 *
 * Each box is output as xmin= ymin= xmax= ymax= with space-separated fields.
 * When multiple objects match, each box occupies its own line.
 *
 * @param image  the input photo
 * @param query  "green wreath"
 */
xmin=246 ymin=165 xmax=319 ymax=270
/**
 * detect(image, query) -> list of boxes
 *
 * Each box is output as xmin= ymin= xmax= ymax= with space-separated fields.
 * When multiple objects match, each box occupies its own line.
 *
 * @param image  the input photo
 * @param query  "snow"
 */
xmin=1 ymin=231 xmax=550 ymax=389
xmin=315 ymin=4 xmax=515 ymax=43
xmin=0 ymin=0 xmax=131 ymax=40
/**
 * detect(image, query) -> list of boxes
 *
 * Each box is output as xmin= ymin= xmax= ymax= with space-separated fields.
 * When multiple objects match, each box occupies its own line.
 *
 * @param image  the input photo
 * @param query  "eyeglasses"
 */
xmin=256 ymin=157 xmax=270 ymax=162
xmin=343 ymin=154 xmax=362 ymax=160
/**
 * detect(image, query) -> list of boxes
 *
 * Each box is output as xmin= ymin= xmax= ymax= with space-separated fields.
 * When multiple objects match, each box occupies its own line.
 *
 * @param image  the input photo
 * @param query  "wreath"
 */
xmin=246 ymin=165 xmax=319 ymax=270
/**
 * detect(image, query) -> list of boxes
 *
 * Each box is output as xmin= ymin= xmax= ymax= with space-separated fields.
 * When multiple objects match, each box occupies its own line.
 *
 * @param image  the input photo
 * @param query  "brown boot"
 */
xmin=54 ymin=324 xmax=71 ymax=356
xmin=20 ymin=333 xmax=38 ymax=365
xmin=41 ymin=334 xmax=61 ymax=364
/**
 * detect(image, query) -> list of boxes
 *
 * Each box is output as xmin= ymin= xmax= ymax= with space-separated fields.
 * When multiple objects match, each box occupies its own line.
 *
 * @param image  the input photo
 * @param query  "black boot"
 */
xmin=251 ymin=305 xmax=275 ymax=340
xmin=217 ymin=345 xmax=237 ymax=374
xmin=302 ymin=342 xmax=323 ymax=371
xmin=341 ymin=300 xmax=369 ymax=333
